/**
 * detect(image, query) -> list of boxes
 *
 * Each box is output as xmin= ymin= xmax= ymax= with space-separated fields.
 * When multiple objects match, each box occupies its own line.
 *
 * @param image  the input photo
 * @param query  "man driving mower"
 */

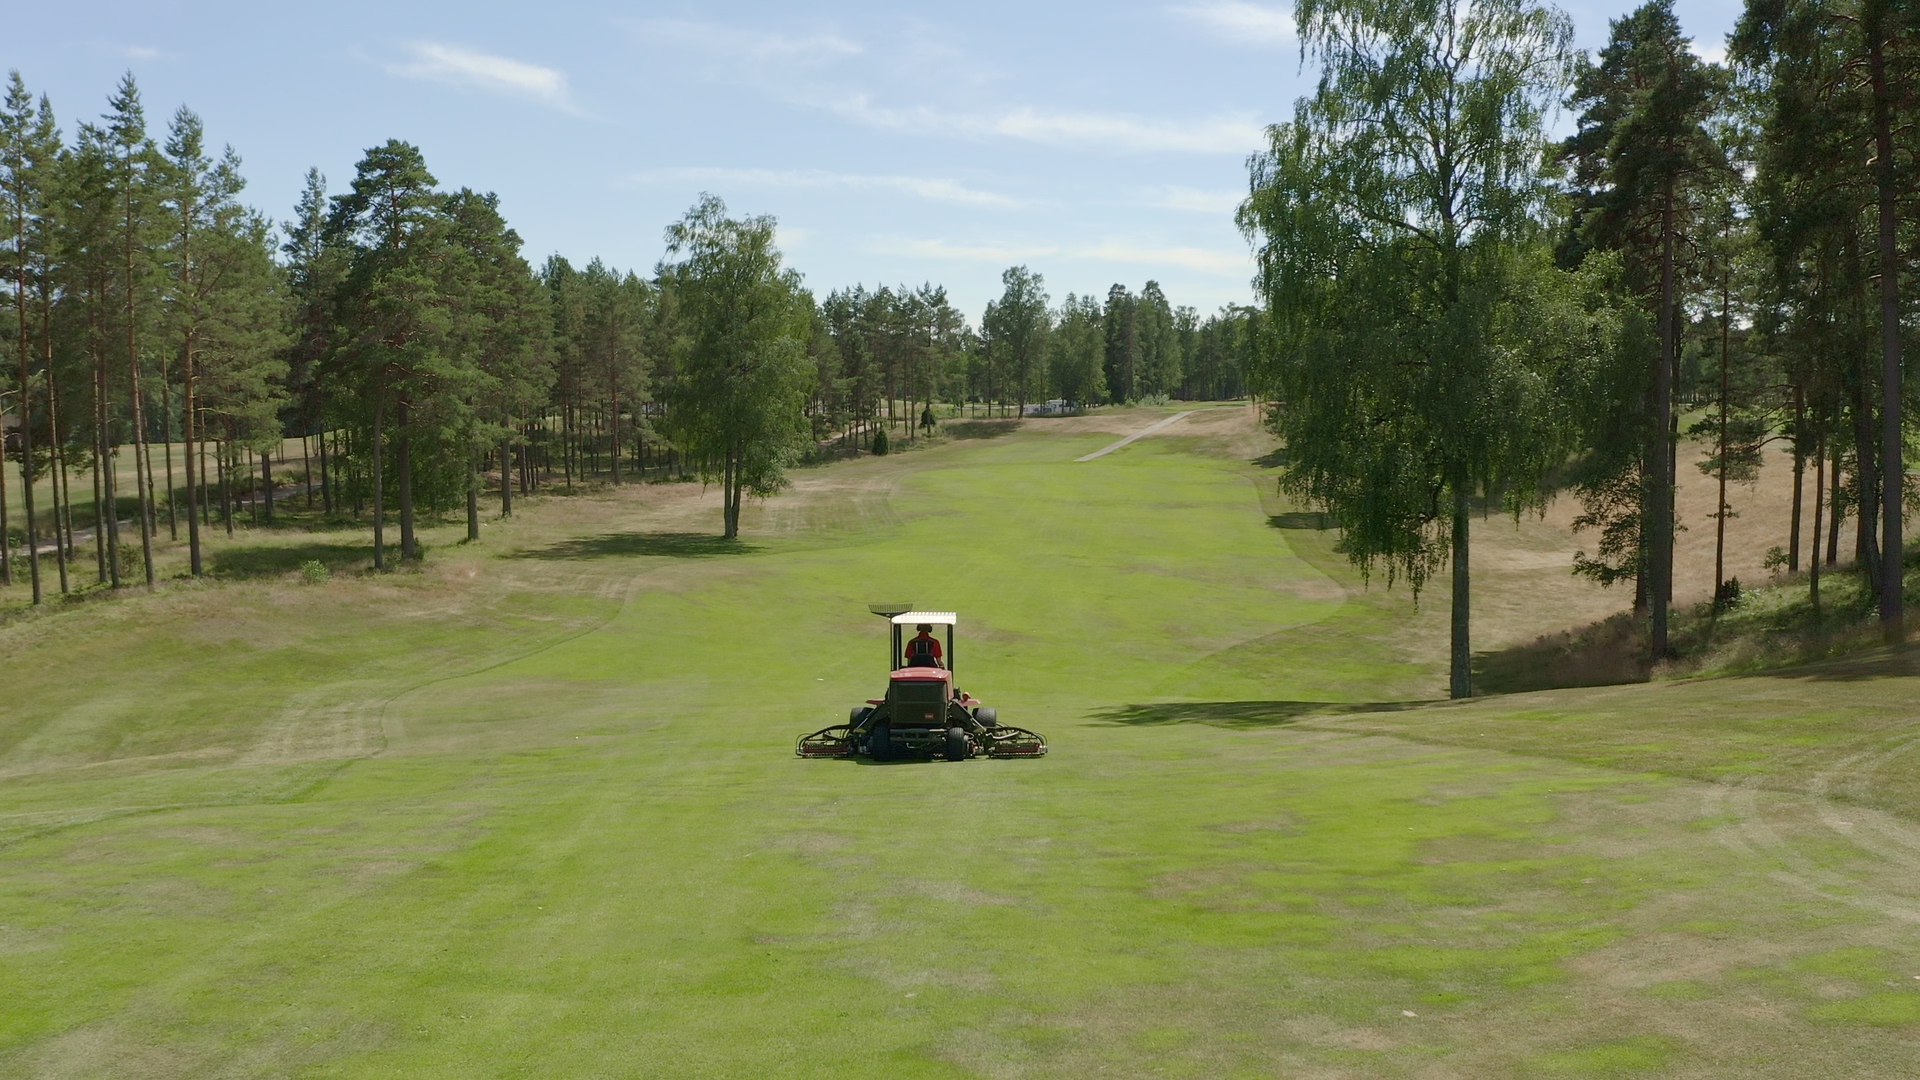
xmin=904 ymin=623 xmax=944 ymax=668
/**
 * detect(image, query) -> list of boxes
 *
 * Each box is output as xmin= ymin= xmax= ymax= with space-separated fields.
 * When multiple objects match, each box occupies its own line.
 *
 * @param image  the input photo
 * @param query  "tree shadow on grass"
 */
xmin=1268 ymin=511 xmax=1332 ymax=530
xmin=947 ymin=420 xmax=1022 ymax=440
xmin=1092 ymin=699 xmax=1426 ymax=729
xmin=1472 ymin=606 xmax=1920 ymax=693
xmin=511 ymin=532 xmax=758 ymax=561
xmin=209 ymin=541 xmax=372 ymax=579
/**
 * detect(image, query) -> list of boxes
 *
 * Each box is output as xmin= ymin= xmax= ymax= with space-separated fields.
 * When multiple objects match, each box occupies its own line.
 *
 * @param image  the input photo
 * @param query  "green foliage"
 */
xmin=981 ymin=265 xmax=1049 ymax=410
xmin=1242 ymin=0 xmax=1583 ymax=699
xmin=1047 ymin=293 xmax=1105 ymax=405
xmin=658 ymin=195 xmax=814 ymax=539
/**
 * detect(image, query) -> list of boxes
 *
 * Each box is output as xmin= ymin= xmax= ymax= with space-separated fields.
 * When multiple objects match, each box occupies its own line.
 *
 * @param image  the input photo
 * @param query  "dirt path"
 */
xmin=1075 ymin=410 xmax=1198 ymax=461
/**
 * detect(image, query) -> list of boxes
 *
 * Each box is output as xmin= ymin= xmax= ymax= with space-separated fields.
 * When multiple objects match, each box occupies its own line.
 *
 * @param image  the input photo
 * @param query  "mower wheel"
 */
xmin=973 ymin=707 xmax=998 ymax=728
xmin=945 ymin=727 xmax=970 ymax=761
xmin=869 ymin=722 xmax=893 ymax=761
xmin=849 ymin=706 xmax=873 ymax=727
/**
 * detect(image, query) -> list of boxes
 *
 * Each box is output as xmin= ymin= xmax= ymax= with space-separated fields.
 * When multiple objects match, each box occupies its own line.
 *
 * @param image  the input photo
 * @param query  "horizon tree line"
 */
xmin=0 ymin=69 xmax=1248 ymax=603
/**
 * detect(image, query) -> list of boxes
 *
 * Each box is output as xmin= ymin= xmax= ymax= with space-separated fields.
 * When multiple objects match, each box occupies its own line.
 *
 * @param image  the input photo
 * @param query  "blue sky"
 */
xmin=15 ymin=0 xmax=1743 ymax=321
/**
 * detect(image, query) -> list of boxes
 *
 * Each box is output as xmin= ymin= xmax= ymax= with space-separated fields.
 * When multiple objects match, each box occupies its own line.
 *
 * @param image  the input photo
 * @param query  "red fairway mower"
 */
xmin=796 ymin=605 xmax=1048 ymax=761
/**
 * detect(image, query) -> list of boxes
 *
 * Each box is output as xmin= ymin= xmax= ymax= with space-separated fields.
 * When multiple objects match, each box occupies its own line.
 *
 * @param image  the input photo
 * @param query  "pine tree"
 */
xmin=2 ymin=72 xmax=61 ymax=602
xmin=100 ymin=74 xmax=164 ymax=587
xmin=1736 ymin=0 xmax=1917 ymax=637
xmin=441 ymin=186 xmax=553 ymax=538
xmin=1560 ymin=0 xmax=1726 ymax=655
xmin=325 ymin=141 xmax=448 ymax=567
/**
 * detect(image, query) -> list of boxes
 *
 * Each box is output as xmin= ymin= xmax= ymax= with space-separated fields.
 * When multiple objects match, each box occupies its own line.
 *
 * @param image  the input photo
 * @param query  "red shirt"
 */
xmin=905 ymin=633 xmax=943 ymax=663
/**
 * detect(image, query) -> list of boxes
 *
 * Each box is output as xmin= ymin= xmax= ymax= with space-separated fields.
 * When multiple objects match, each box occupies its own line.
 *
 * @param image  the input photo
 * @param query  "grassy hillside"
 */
xmin=2 ymin=406 xmax=1916 ymax=1078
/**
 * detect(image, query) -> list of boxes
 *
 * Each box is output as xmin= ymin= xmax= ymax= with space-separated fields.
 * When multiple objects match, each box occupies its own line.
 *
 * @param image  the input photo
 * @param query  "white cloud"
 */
xmin=625 ymin=167 xmax=1019 ymax=208
xmin=829 ymin=94 xmax=1265 ymax=155
xmin=1690 ymin=39 xmax=1728 ymax=65
xmin=625 ymin=19 xmax=862 ymax=65
xmin=121 ymin=45 xmax=161 ymax=61
xmin=1170 ymin=1 xmax=1296 ymax=47
xmin=1145 ymin=185 xmax=1245 ymax=214
xmin=874 ymin=238 xmax=1063 ymax=263
xmin=1079 ymin=242 xmax=1251 ymax=275
xmin=876 ymin=237 xmax=1250 ymax=276
xmin=390 ymin=42 xmax=578 ymax=113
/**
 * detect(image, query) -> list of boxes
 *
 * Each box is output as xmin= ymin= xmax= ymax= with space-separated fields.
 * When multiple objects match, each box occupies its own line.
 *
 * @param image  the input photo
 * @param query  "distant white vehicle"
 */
xmin=1022 ymin=399 xmax=1079 ymax=417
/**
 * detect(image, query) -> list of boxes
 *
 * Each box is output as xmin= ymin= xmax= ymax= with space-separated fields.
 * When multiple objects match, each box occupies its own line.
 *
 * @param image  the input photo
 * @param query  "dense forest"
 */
xmin=0 ymin=70 xmax=1255 ymax=593
xmin=1242 ymin=0 xmax=1917 ymax=696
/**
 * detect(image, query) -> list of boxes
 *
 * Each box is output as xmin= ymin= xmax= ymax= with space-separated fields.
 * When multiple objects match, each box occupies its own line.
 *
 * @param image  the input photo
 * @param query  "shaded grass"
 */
xmin=509 ymin=531 xmax=759 ymax=560
xmin=945 ymin=419 xmax=1023 ymax=439
xmin=1269 ymin=510 xmax=1333 ymax=530
xmin=1093 ymin=698 xmax=1422 ymax=727
xmin=1474 ymin=555 xmax=1918 ymax=694
xmin=206 ymin=540 xmax=375 ymax=579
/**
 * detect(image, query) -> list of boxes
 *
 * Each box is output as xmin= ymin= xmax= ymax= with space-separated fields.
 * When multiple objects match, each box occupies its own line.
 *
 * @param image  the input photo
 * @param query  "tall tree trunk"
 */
xmin=396 ymin=399 xmax=414 ymax=561
xmin=1449 ymin=484 xmax=1471 ymax=699
xmin=499 ymin=439 xmax=513 ymax=516
xmin=722 ymin=448 xmax=737 ymax=540
xmin=182 ymin=340 xmax=202 ymax=576
xmin=1713 ymin=274 xmax=1731 ymax=602
xmin=1852 ymin=369 xmax=1880 ymax=577
xmin=467 ymin=454 xmax=480 ymax=541
xmin=0 ymin=389 xmax=10 ymax=588
xmin=220 ymin=437 xmax=234 ymax=537
xmin=319 ymin=415 xmax=333 ymax=515
xmin=371 ymin=396 xmax=386 ymax=571
xmin=1828 ymin=452 xmax=1843 ymax=566
xmin=303 ymin=425 xmax=314 ymax=509
xmin=46 ymin=325 xmax=69 ymax=595
xmin=261 ymin=445 xmax=274 ymax=526
xmin=120 ymin=133 xmax=153 ymax=587
xmin=562 ymin=400 xmax=574 ymax=492
xmin=127 ymin=351 xmax=155 ymax=587
xmin=1812 ymin=433 xmax=1825 ymax=613
xmin=101 ymin=364 xmax=122 ymax=588
xmin=1867 ymin=14 xmax=1904 ymax=638
xmin=609 ymin=365 xmax=622 ymax=485
xmin=160 ymin=352 xmax=176 ymax=541
xmin=1790 ymin=386 xmax=1805 ymax=573
xmin=90 ymin=421 xmax=106 ymax=584
xmin=15 ymin=299 xmax=38 ymax=607
xmin=1649 ymin=186 xmax=1678 ymax=656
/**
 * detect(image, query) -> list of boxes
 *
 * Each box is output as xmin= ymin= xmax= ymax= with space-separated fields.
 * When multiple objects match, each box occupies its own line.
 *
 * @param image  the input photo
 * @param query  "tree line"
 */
xmin=0 ymin=70 xmax=1248 ymax=603
xmin=1242 ymin=0 xmax=1917 ymax=697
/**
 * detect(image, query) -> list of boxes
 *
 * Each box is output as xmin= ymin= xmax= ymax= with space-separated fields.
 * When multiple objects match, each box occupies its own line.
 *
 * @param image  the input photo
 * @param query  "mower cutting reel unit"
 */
xmin=796 ymin=606 xmax=1047 ymax=761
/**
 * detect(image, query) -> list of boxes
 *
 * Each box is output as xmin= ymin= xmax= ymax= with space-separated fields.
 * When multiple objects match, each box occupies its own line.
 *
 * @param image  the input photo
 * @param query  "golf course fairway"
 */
xmin=4 ymin=408 xmax=1919 ymax=1078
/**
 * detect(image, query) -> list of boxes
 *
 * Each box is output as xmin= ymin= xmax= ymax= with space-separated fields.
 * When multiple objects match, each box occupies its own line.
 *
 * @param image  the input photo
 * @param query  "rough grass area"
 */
xmin=3 ymin=405 xmax=1918 ymax=1078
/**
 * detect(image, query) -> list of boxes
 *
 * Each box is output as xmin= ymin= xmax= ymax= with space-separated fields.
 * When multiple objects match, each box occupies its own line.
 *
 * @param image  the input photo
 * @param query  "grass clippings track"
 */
xmin=1073 ymin=408 xmax=1198 ymax=460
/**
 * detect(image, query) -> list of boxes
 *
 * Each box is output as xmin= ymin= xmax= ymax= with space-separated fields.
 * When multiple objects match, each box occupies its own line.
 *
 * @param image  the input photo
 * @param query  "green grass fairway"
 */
xmin=4 ymin=409 xmax=1919 ymax=1077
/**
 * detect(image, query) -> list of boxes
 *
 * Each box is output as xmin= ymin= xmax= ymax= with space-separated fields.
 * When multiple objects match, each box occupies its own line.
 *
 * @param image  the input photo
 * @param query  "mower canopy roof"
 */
xmin=891 ymin=611 xmax=957 ymax=626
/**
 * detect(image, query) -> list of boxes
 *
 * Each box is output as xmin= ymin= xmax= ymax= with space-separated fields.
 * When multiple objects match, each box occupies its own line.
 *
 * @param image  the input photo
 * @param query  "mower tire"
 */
xmin=945 ymin=727 xmax=970 ymax=761
xmin=973 ymin=707 xmax=998 ymax=728
xmin=849 ymin=706 xmax=873 ymax=727
xmin=869 ymin=722 xmax=893 ymax=761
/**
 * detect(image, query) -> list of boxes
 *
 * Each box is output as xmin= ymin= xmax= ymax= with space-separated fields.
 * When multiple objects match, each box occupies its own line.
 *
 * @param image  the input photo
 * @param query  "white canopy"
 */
xmin=891 ymin=611 xmax=957 ymax=626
